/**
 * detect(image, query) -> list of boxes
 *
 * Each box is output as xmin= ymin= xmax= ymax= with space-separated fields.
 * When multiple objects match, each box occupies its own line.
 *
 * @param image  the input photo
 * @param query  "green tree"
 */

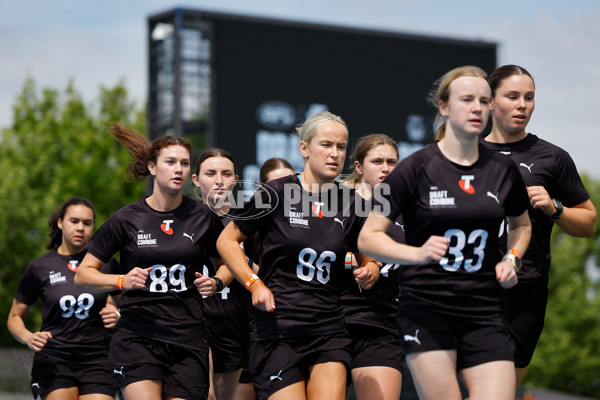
xmin=0 ymin=78 xmax=146 ymax=346
xmin=526 ymin=173 xmax=600 ymax=397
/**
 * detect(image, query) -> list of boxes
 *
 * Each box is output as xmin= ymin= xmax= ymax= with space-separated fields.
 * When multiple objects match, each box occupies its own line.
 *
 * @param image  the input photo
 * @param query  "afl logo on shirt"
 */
xmin=161 ymin=220 xmax=174 ymax=235
xmin=67 ymin=260 xmax=79 ymax=272
xmin=459 ymin=175 xmax=475 ymax=194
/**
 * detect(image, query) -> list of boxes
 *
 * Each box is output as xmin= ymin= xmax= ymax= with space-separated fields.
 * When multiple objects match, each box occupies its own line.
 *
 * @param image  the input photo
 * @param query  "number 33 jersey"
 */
xmin=378 ymin=143 xmax=529 ymax=322
xmin=15 ymin=249 xmax=119 ymax=363
xmin=87 ymin=196 xmax=223 ymax=349
xmin=233 ymin=174 xmax=367 ymax=340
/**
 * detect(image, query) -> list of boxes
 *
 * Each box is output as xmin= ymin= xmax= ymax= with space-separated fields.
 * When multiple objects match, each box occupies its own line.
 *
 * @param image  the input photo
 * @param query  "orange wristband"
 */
xmin=244 ymin=274 xmax=259 ymax=290
xmin=345 ymin=252 xmax=352 ymax=269
xmin=503 ymin=249 xmax=522 ymax=272
xmin=116 ymin=275 xmax=125 ymax=290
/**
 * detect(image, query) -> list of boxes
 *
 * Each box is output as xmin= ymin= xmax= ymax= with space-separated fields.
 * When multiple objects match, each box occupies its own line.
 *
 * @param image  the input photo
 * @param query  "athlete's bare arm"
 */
xmin=217 ymin=222 xmax=275 ymax=312
xmin=358 ymin=211 xmax=449 ymax=265
xmin=526 ymin=186 xmax=596 ymax=237
xmin=76 ymin=252 xmax=149 ymax=292
xmin=497 ymin=210 xmax=532 ymax=288
xmin=7 ymin=299 xmax=52 ymax=351
xmin=353 ymin=252 xmax=380 ymax=290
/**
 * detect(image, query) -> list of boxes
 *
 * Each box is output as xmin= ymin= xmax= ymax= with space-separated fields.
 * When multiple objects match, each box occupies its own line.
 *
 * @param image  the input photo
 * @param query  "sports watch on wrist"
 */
xmin=212 ymin=276 xmax=224 ymax=292
xmin=551 ymin=198 xmax=564 ymax=220
xmin=502 ymin=249 xmax=522 ymax=272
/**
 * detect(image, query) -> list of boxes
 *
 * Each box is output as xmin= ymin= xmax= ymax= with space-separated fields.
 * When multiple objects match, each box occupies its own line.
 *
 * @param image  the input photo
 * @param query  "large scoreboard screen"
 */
xmin=148 ymin=9 xmax=496 ymax=183
xmin=211 ymin=16 xmax=496 ymax=181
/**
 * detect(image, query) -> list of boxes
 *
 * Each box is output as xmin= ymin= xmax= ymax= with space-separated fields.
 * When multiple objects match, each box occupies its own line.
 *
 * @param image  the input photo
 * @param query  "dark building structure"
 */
xmin=148 ymin=7 xmax=496 ymax=184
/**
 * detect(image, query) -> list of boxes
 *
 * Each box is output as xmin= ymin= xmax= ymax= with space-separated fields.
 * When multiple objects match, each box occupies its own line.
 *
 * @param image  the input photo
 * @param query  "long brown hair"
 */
xmin=111 ymin=123 xmax=192 ymax=181
xmin=342 ymin=134 xmax=398 ymax=188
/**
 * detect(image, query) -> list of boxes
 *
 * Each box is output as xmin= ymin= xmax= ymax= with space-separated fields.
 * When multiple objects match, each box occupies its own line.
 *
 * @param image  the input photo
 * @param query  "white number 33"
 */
xmin=439 ymin=228 xmax=488 ymax=272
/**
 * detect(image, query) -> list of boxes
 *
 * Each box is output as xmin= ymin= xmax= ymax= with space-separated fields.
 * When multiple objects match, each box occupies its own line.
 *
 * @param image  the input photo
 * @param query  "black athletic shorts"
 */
xmin=209 ymin=334 xmax=249 ymax=374
xmin=238 ymin=367 xmax=253 ymax=384
xmin=109 ymin=329 xmax=209 ymax=399
xmin=507 ymin=277 xmax=549 ymax=368
xmin=348 ymin=325 xmax=405 ymax=373
xmin=397 ymin=307 xmax=514 ymax=370
xmin=250 ymin=333 xmax=351 ymax=399
xmin=30 ymin=351 xmax=114 ymax=399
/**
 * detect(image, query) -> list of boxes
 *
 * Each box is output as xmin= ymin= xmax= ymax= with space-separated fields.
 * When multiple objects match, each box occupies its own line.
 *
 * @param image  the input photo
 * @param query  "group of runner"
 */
xmin=8 ymin=64 xmax=596 ymax=400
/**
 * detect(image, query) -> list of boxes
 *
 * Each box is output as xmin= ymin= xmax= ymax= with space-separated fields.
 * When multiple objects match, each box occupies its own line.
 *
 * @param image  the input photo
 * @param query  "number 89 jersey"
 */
xmin=233 ymin=175 xmax=367 ymax=340
xmin=378 ymin=144 xmax=529 ymax=322
xmin=15 ymin=249 xmax=119 ymax=363
xmin=87 ymin=197 xmax=223 ymax=349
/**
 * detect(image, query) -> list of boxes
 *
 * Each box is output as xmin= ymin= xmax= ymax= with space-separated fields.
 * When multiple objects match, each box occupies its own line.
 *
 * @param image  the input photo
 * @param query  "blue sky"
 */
xmin=2 ymin=0 xmax=599 ymax=177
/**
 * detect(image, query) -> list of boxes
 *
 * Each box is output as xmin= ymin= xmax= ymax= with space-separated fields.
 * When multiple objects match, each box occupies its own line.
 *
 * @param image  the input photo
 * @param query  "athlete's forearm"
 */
xmin=555 ymin=199 xmax=597 ymax=237
xmin=217 ymin=225 xmax=255 ymax=287
xmin=213 ymin=259 xmax=235 ymax=287
xmin=75 ymin=253 xmax=121 ymax=292
xmin=75 ymin=267 xmax=121 ymax=292
xmin=358 ymin=215 xmax=422 ymax=265
xmin=506 ymin=211 xmax=532 ymax=258
xmin=7 ymin=313 xmax=31 ymax=346
xmin=7 ymin=300 xmax=43 ymax=350
xmin=355 ymin=251 xmax=380 ymax=287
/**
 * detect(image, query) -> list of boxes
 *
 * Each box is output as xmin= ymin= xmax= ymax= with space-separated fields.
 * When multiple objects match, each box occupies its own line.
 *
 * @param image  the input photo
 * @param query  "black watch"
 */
xmin=212 ymin=276 xmax=224 ymax=292
xmin=551 ymin=198 xmax=564 ymax=220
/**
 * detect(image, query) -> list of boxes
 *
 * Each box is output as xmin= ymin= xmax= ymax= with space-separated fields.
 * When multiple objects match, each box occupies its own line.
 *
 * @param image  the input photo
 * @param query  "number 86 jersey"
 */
xmin=377 ymin=144 xmax=529 ymax=322
xmin=233 ymin=175 xmax=367 ymax=341
xmin=87 ymin=197 xmax=223 ymax=349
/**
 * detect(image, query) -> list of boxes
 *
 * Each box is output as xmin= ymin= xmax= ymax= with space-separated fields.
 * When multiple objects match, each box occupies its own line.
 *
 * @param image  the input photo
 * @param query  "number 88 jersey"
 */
xmin=378 ymin=144 xmax=529 ymax=322
xmin=233 ymin=175 xmax=367 ymax=341
xmin=15 ymin=249 xmax=119 ymax=363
